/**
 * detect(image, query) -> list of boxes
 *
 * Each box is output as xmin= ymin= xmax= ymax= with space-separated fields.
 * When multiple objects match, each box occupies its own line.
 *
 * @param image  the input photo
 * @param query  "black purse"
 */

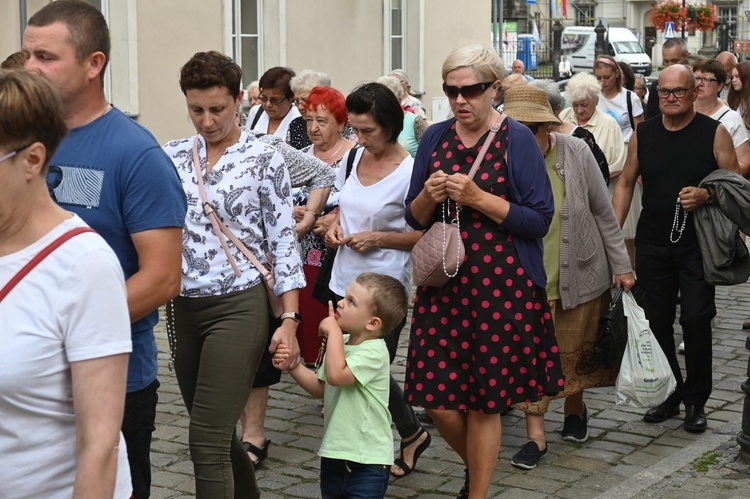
xmin=594 ymin=283 xmax=648 ymax=368
xmin=311 ymin=146 xmax=360 ymax=306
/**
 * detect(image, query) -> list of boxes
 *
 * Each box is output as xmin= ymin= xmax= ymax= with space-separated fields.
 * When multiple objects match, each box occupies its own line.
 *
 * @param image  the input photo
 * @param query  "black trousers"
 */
xmin=123 ymin=378 xmax=159 ymax=499
xmin=635 ymin=240 xmax=716 ymax=407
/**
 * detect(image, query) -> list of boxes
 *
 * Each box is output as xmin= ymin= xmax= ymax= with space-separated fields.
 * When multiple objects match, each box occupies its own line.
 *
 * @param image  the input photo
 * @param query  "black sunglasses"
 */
xmin=442 ymin=81 xmax=495 ymax=99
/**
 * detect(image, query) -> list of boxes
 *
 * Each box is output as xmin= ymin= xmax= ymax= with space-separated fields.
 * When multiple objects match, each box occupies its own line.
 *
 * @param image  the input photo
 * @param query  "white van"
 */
xmin=562 ymin=26 xmax=652 ymax=76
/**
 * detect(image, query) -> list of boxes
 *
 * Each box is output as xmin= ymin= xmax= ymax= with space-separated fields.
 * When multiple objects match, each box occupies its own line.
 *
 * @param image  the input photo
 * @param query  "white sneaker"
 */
xmin=678 ymin=341 xmax=685 ymax=354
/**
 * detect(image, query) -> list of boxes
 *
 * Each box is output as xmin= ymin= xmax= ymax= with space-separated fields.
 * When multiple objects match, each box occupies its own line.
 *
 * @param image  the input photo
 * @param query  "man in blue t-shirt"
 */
xmin=24 ymin=2 xmax=187 ymax=497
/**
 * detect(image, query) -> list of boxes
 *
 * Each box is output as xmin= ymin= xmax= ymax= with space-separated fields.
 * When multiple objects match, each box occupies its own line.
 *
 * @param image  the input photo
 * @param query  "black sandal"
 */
xmin=391 ymin=428 xmax=431 ymax=478
xmin=242 ymin=439 xmax=271 ymax=468
xmin=457 ymin=468 xmax=470 ymax=499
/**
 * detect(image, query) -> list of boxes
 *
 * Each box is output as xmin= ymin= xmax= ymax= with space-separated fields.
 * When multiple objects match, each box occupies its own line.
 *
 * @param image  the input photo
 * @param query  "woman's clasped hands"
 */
xmin=424 ymin=170 xmax=483 ymax=206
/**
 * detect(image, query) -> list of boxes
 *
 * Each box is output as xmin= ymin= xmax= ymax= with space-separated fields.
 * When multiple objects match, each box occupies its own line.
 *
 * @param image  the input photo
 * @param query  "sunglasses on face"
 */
xmin=442 ymin=81 xmax=495 ymax=99
xmin=258 ymin=95 xmax=288 ymax=106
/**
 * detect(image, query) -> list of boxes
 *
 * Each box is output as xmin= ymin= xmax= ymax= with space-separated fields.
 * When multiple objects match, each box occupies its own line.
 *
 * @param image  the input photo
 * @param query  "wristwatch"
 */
xmin=280 ymin=312 xmax=303 ymax=323
xmin=704 ymin=187 xmax=714 ymax=205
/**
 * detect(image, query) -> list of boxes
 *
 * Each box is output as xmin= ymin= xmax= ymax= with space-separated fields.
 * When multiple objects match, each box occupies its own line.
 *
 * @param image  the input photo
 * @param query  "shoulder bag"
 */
xmin=312 ymin=145 xmax=360 ymax=305
xmin=412 ymin=116 xmax=505 ymax=288
xmin=192 ymin=136 xmax=283 ymax=317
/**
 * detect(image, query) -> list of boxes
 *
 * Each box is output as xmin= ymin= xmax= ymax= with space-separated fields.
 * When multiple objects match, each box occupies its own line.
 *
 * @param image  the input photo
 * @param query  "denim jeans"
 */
xmin=320 ymin=458 xmax=390 ymax=499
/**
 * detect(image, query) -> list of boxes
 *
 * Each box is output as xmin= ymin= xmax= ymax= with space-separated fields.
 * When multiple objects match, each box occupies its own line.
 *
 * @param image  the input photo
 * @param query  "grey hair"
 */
xmin=442 ymin=45 xmax=507 ymax=83
xmin=376 ymin=75 xmax=405 ymax=101
xmin=246 ymin=80 xmax=259 ymax=92
xmin=530 ymin=80 xmax=563 ymax=112
xmin=290 ymin=69 xmax=331 ymax=94
xmin=564 ymin=72 xmax=601 ymax=104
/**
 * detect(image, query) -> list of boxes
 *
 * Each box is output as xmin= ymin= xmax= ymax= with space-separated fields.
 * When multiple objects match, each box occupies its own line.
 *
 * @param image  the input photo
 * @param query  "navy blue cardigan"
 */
xmin=405 ymin=117 xmax=553 ymax=288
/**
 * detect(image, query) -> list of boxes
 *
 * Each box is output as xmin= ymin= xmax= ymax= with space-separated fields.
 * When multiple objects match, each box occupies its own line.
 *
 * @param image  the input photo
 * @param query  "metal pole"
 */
xmin=20 ymin=0 xmax=27 ymax=45
xmin=553 ymin=20 xmax=563 ymax=82
xmin=682 ymin=0 xmax=686 ymax=39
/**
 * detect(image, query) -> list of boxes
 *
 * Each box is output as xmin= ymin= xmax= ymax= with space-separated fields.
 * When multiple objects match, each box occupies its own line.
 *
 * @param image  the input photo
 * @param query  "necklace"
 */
xmin=316 ymin=139 xmax=344 ymax=162
xmin=670 ymin=197 xmax=688 ymax=243
xmin=206 ymin=128 xmax=241 ymax=166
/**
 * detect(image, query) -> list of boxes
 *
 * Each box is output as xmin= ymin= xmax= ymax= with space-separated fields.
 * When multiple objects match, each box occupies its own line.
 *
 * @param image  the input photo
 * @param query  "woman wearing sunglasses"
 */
xmin=503 ymin=85 xmax=634 ymax=470
xmin=245 ymin=66 xmax=311 ymax=150
xmin=404 ymin=45 xmax=564 ymax=499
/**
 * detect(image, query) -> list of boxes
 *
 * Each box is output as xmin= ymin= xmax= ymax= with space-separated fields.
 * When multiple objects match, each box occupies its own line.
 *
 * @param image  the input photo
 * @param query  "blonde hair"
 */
xmin=442 ymin=45 xmax=507 ymax=83
xmin=355 ymin=273 xmax=408 ymax=336
xmin=376 ymin=75 xmax=404 ymax=101
xmin=565 ymin=72 xmax=601 ymax=104
xmin=0 ymin=70 xmax=67 ymax=168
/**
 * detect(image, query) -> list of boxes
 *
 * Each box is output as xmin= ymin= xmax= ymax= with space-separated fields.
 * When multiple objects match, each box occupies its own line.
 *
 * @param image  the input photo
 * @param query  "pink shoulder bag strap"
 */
xmin=0 ymin=227 xmax=95 ymax=303
xmin=191 ymin=137 xmax=282 ymax=316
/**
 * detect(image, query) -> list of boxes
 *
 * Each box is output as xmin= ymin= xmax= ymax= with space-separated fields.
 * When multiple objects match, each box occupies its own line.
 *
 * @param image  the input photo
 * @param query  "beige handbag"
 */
xmin=412 ymin=116 xmax=505 ymax=287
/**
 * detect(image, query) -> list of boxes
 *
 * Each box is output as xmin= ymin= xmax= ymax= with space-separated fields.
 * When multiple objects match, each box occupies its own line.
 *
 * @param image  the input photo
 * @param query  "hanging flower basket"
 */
xmin=651 ymin=0 xmax=687 ymax=32
xmin=686 ymin=4 xmax=717 ymax=31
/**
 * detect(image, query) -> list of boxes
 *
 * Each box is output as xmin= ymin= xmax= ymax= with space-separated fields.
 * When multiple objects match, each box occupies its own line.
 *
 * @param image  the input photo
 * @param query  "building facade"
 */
xmin=2 ymin=0 xmax=490 ymax=142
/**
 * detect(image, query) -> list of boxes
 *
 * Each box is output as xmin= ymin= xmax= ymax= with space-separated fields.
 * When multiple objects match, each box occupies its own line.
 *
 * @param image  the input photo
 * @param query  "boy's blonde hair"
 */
xmin=355 ymin=273 xmax=408 ymax=336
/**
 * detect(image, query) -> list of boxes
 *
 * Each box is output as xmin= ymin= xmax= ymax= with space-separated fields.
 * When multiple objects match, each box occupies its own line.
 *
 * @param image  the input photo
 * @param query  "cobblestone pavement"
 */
xmin=149 ymin=278 xmax=750 ymax=498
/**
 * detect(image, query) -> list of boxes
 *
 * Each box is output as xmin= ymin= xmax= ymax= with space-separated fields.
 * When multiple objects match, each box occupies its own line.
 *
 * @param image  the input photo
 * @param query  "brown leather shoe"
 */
xmin=743 ymin=317 xmax=750 ymax=330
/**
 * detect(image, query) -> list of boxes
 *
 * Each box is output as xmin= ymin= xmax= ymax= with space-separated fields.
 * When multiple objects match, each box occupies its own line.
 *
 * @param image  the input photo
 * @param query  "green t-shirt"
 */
xmin=543 ymin=145 xmax=563 ymax=301
xmin=317 ymin=336 xmax=393 ymax=465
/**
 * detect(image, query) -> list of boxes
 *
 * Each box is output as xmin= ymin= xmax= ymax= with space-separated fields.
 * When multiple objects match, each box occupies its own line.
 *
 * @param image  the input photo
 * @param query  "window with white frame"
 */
xmin=231 ymin=0 xmax=261 ymax=86
xmin=718 ymin=6 xmax=736 ymax=41
xmin=574 ymin=2 xmax=595 ymax=27
xmin=391 ymin=0 xmax=405 ymax=70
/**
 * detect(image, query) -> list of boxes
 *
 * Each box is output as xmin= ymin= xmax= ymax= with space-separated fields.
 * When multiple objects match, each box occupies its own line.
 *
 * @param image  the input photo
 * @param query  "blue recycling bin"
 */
xmin=517 ymin=34 xmax=538 ymax=71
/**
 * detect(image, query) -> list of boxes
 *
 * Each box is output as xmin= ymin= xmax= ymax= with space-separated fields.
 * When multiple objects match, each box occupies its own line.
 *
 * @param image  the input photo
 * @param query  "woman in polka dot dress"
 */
xmin=404 ymin=45 xmax=564 ymax=499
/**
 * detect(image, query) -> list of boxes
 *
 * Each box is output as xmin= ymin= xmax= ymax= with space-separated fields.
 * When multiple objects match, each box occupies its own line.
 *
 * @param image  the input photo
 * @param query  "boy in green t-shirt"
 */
xmin=274 ymin=272 xmax=408 ymax=499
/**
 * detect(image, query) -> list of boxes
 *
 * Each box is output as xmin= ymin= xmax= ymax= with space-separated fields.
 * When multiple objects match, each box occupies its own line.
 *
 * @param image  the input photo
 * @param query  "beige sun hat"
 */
xmin=502 ymin=85 xmax=561 ymax=125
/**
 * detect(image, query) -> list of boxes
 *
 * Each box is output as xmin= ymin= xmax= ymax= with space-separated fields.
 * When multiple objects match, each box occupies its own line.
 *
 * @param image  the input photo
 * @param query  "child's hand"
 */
xmin=273 ymin=344 xmax=291 ymax=370
xmin=318 ymin=300 xmax=340 ymax=339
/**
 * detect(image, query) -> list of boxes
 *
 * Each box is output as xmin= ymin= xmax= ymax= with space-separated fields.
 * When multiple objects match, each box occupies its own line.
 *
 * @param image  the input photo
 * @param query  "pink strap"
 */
xmin=0 ymin=227 xmax=95 ymax=303
xmin=191 ymin=137 xmax=273 ymax=284
xmin=467 ymin=115 xmax=506 ymax=180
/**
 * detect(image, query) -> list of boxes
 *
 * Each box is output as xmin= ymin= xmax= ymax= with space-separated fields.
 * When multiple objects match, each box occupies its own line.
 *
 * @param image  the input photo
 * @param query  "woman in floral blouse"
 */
xmin=162 ymin=51 xmax=306 ymax=499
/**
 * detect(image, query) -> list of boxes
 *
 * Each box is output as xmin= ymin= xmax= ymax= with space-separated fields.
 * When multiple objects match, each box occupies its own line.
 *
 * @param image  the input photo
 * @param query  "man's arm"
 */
xmin=127 ymin=227 xmax=182 ymax=323
xmin=735 ymin=142 xmax=750 ymax=177
xmin=715 ymin=125 xmax=742 ymax=174
xmin=612 ymin=132 xmax=641 ymax=228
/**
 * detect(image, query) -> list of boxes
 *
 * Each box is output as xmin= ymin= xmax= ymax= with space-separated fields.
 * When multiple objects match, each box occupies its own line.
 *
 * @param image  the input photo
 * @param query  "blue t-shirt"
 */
xmin=48 ymin=107 xmax=187 ymax=392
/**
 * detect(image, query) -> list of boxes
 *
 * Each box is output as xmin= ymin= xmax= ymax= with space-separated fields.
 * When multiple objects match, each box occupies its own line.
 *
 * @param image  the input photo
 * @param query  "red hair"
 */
xmin=303 ymin=86 xmax=348 ymax=125
xmin=728 ymin=61 xmax=750 ymax=112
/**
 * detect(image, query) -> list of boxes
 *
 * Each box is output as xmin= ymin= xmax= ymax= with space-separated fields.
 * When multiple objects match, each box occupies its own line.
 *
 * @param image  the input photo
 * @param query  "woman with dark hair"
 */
xmin=324 ymin=82 xmax=432 ymax=479
xmin=404 ymin=45 xmax=563 ymax=498
xmin=245 ymin=66 xmax=311 ymax=149
xmin=163 ymin=51 xmax=306 ymax=498
xmin=728 ymin=60 xmax=750 ymax=136
xmin=617 ymin=61 xmax=636 ymax=92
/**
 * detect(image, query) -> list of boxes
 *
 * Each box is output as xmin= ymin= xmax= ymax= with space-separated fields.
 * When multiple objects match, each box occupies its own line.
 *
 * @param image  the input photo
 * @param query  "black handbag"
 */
xmin=594 ymin=283 xmax=648 ymax=367
xmin=311 ymin=146 xmax=360 ymax=306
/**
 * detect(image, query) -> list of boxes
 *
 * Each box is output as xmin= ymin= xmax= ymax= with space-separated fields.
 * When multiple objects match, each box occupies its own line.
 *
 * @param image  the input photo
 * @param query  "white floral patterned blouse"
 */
xmin=163 ymin=131 xmax=305 ymax=298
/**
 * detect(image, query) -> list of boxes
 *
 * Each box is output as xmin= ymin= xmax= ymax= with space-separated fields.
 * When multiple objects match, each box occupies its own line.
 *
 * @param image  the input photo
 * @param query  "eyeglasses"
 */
xmin=656 ymin=87 xmax=693 ymax=99
xmin=0 ymin=143 xmax=32 ymax=165
xmin=293 ymin=97 xmax=308 ymax=107
xmin=694 ymin=76 xmax=719 ymax=85
xmin=258 ymin=95 xmax=288 ymax=106
xmin=442 ymin=81 xmax=495 ymax=99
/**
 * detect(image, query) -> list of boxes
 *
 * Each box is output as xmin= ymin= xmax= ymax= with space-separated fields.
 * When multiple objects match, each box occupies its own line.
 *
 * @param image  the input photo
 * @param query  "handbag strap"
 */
xmin=191 ymin=136 xmax=273 ymax=283
xmin=0 ymin=226 xmax=95 ymax=303
xmin=466 ymin=115 xmax=506 ymax=180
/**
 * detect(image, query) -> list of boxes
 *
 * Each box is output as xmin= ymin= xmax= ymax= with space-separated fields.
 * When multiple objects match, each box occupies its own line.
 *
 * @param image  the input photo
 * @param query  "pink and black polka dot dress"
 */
xmin=404 ymin=122 xmax=564 ymax=414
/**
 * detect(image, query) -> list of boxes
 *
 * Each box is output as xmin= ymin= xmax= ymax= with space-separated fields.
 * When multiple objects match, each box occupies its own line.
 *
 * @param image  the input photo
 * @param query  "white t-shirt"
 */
xmin=597 ymin=88 xmax=643 ymax=143
xmin=0 ymin=215 xmax=132 ymax=499
xmin=329 ymin=148 xmax=414 ymax=296
xmin=245 ymin=104 xmax=302 ymax=140
xmin=711 ymin=104 xmax=749 ymax=149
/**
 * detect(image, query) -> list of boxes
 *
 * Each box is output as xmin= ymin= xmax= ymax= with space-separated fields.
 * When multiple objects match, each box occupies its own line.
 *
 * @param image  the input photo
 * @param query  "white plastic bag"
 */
xmin=615 ymin=290 xmax=677 ymax=408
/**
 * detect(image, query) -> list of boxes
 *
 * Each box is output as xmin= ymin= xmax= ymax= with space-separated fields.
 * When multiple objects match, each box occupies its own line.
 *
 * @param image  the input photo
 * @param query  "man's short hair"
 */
xmin=663 ymin=37 xmax=689 ymax=55
xmin=0 ymin=70 xmax=67 ymax=170
xmin=355 ymin=273 xmax=408 ymax=336
xmin=28 ymin=0 xmax=110 ymax=81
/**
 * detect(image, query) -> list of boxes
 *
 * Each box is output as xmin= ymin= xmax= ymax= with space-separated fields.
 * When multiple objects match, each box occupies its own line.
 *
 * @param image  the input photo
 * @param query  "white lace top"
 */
xmin=163 ymin=131 xmax=305 ymax=297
